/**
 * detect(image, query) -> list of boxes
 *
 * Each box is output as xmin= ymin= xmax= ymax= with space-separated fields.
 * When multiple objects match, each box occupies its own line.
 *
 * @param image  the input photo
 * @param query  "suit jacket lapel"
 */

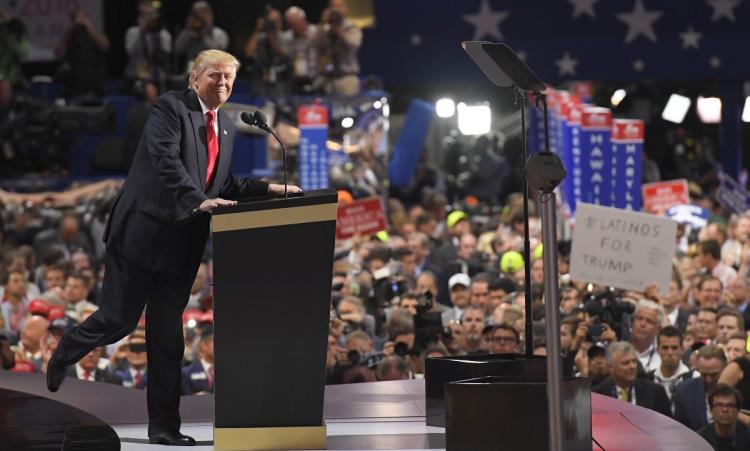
xmin=185 ymin=90 xmax=207 ymax=191
xmin=209 ymin=109 xmax=233 ymax=197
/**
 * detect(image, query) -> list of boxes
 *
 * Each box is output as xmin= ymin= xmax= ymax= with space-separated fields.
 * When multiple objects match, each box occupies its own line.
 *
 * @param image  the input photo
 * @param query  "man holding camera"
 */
xmin=315 ymin=0 xmax=362 ymax=96
xmin=124 ymin=1 xmax=172 ymax=86
xmin=175 ymin=1 xmax=229 ymax=74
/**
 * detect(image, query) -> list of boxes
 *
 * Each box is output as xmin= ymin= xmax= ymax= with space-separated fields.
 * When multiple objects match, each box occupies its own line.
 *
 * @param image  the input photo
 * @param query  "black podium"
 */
xmin=210 ymin=189 xmax=338 ymax=451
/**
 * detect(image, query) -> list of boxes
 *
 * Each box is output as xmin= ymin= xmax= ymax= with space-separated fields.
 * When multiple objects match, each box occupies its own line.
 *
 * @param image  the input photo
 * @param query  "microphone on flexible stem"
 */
xmin=240 ymin=110 xmax=288 ymax=198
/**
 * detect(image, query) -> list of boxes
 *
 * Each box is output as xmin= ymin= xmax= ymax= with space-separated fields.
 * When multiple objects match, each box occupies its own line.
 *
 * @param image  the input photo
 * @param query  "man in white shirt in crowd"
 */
xmin=648 ymin=326 xmax=695 ymax=413
xmin=631 ymin=300 xmax=664 ymax=373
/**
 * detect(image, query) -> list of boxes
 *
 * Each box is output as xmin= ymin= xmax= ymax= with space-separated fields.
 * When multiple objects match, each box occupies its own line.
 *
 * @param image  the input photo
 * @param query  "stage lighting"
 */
xmin=436 ymin=98 xmax=456 ymax=118
xmin=610 ymin=89 xmax=627 ymax=107
xmin=743 ymin=97 xmax=750 ymax=122
xmin=187 ymin=319 xmax=197 ymax=328
xmin=341 ymin=117 xmax=354 ymax=128
xmin=457 ymin=103 xmax=491 ymax=135
xmin=373 ymin=100 xmax=383 ymax=109
xmin=696 ymin=96 xmax=721 ymax=123
xmin=661 ymin=94 xmax=691 ymax=124
xmin=382 ymin=104 xmax=390 ymax=117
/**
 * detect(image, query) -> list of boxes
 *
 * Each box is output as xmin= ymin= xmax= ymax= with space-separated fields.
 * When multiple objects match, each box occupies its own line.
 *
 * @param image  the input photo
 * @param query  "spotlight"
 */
xmin=373 ymin=100 xmax=383 ymax=109
xmin=696 ymin=96 xmax=721 ymax=124
xmin=382 ymin=104 xmax=390 ymax=117
xmin=435 ymin=98 xmax=456 ymax=118
xmin=610 ymin=89 xmax=627 ymax=107
xmin=187 ymin=319 xmax=197 ymax=328
xmin=341 ymin=117 xmax=354 ymax=128
xmin=743 ymin=97 xmax=750 ymax=123
xmin=661 ymin=94 xmax=691 ymax=124
xmin=457 ymin=104 xmax=491 ymax=135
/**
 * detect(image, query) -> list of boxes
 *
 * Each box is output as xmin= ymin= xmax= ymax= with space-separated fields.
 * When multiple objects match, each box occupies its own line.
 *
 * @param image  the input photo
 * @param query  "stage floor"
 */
xmin=0 ymin=372 xmax=712 ymax=450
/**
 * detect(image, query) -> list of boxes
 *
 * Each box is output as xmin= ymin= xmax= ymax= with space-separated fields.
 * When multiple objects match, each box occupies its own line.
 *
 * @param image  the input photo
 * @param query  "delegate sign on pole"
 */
xmin=642 ymin=179 xmax=689 ymax=215
xmin=611 ymin=119 xmax=644 ymax=211
xmin=580 ymin=107 xmax=613 ymax=207
xmin=569 ymin=203 xmax=677 ymax=294
xmin=298 ymin=104 xmax=329 ymax=191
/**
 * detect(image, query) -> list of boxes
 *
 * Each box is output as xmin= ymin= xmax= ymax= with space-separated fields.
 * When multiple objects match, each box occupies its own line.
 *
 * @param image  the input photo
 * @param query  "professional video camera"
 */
xmin=583 ymin=287 xmax=634 ymax=341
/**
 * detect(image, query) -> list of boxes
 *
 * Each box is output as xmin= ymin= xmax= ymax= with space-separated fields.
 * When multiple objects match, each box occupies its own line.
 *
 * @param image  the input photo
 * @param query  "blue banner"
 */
xmin=716 ymin=172 xmax=750 ymax=215
xmin=612 ymin=119 xmax=644 ymax=211
xmin=561 ymin=105 xmax=583 ymax=213
xmin=298 ymin=105 xmax=329 ymax=191
xmin=579 ymin=107 xmax=612 ymax=206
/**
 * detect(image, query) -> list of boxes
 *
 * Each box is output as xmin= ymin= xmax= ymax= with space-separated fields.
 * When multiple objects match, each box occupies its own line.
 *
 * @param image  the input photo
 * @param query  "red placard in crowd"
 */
xmin=336 ymin=197 xmax=387 ymax=240
xmin=642 ymin=179 xmax=689 ymax=214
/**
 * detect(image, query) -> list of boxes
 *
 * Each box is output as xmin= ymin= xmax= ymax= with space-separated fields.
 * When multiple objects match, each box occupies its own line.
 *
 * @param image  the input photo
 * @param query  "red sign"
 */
xmin=581 ymin=107 xmax=613 ymax=129
xmin=297 ymin=104 xmax=328 ymax=127
xmin=642 ymin=179 xmax=690 ymax=215
xmin=612 ymin=119 xmax=645 ymax=141
xmin=336 ymin=197 xmax=387 ymax=240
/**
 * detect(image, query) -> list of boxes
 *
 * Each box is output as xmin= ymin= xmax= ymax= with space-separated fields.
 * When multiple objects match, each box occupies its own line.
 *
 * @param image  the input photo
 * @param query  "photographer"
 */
xmin=174 ymin=2 xmax=229 ymax=74
xmin=281 ymin=6 xmax=319 ymax=94
xmin=244 ymin=6 xmax=289 ymax=97
xmin=314 ymin=0 xmax=362 ymax=96
xmin=124 ymin=1 xmax=172 ymax=88
xmin=0 ymin=9 xmax=29 ymax=88
xmin=55 ymin=7 xmax=109 ymax=98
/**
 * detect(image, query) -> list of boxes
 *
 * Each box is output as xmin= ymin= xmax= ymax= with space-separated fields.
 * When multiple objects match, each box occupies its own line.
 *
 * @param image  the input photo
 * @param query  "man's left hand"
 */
xmin=268 ymin=184 xmax=303 ymax=195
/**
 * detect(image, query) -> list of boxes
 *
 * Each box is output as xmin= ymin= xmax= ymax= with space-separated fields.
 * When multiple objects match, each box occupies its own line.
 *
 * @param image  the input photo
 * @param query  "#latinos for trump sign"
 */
xmin=570 ymin=203 xmax=677 ymax=295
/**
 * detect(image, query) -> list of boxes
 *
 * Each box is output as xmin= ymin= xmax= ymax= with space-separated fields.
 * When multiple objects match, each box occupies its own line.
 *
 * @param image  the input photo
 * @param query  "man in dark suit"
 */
xmin=674 ymin=345 xmax=728 ymax=431
xmin=698 ymin=384 xmax=750 ymax=451
xmin=181 ymin=325 xmax=214 ymax=395
xmin=46 ymin=49 xmax=301 ymax=445
xmin=593 ymin=341 xmax=672 ymax=417
xmin=66 ymin=346 xmax=123 ymax=385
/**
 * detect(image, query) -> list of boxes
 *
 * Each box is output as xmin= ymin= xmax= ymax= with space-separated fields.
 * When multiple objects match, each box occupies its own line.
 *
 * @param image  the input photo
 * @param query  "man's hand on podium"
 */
xmin=267 ymin=183 xmax=303 ymax=195
xmin=198 ymin=198 xmax=238 ymax=212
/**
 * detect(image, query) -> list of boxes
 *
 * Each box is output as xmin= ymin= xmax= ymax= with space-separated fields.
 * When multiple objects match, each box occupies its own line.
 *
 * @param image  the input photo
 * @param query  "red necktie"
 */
xmin=205 ymin=111 xmax=219 ymax=186
xmin=135 ymin=371 xmax=143 ymax=389
xmin=207 ymin=365 xmax=214 ymax=390
xmin=83 ymin=370 xmax=91 ymax=381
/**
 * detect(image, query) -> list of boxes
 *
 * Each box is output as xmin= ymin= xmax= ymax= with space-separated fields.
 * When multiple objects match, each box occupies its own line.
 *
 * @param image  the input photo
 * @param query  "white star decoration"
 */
xmin=568 ymin=0 xmax=599 ymax=18
xmin=617 ymin=0 xmax=664 ymax=44
xmin=556 ymin=52 xmax=579 ymax=76
xmin=707 ymin=0 xmax=742 ymax=22
xmin=633 ymin=59 xmax=645 ymax=72
xmin=679 ymin=27 xmax=702 ymax=49
xmin=463 ymin=0 xmax=510 ymax=41
xmin=710 ymin=56 xmax=722 ymax=68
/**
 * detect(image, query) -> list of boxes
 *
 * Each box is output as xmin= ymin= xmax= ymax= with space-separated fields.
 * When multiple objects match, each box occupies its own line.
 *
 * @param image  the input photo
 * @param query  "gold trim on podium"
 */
xmin=213 ymin=203 xmax=337 ymax=233
xmin=214 ymin=424 xmax=327 ymax=450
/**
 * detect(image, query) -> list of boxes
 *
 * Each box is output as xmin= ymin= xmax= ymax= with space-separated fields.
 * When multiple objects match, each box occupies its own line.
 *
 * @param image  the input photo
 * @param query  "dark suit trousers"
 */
xmin=58 ymin=247 xmax=195 ymax=435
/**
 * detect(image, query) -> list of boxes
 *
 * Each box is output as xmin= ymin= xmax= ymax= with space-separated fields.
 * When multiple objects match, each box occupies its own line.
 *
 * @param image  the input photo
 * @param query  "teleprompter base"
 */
xmin=214 ymin=424 xmax=327 ymax=451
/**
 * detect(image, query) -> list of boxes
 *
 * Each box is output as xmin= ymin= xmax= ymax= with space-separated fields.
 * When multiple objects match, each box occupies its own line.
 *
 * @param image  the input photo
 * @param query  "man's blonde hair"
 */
xmin=188 ymin=49 xmax=240 ymax=88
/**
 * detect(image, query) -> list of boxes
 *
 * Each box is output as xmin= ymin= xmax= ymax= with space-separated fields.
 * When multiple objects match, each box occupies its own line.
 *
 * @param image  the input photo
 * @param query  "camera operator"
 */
xmin=55 ymin=7 xmax=109 ymax=98
xmin=244 ymin=6 xmax=289 ymax=97
xmin=124 ymin=1 xmax=172 ymax=89
xmin=281 ymin=6 xmax=319 ymax=94
xmin=174 ymin=1 xmax=229 ymax=75
xmin=336 ymin=295 xmax=375 ymax=338
xmin=314 ymin=0 xmax=362 ymax=96
xmin=0 ymin=9 xmax=29 ymax=88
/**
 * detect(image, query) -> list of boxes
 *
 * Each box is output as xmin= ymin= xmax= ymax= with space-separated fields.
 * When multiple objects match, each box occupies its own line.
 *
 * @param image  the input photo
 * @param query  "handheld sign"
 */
xmin=336 ymin=197 xmax=387 ymax=240
xmin=716 ymin=173 xmax=750 ymax=215
xmin=642 ymin=179 xmax=689 ymax=215
xmin=570 ymin=203 xmax=677 ymax=294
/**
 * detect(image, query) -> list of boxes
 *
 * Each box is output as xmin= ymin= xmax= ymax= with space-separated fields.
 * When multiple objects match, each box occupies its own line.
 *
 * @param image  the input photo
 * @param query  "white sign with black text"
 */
xmin=570 ymin=203 xmax=677 ymax=294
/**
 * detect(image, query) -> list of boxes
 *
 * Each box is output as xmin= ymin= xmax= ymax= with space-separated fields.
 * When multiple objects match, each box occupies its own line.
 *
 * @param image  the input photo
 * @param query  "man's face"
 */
xmin=5 ymin=273 xmax=27 ymax=297
xmin=450 ymin=285 xmax=470 ymax=309
xmin=332 ymin=274 xmax=350 ymax=296
xmin=399 ymin=298 xmax=418 ymax=316
xmin=193 ymin=64 xmax=235 ymax=109
xmin=44 ymin=269 xmax=66 ymax=291
xmin=610 ymin=351 xmax=638 ymax=387
xmin=470 ymin=282 xmax=490 ymax=313
xmin=127 ymin=338 xmax=148 ymax=368
xmin=490 ymin=328 xmax=518 ymax=354
xmin=657 ymin=336 xmax=682 ymax=369
xmin=711 ymin=394 xmax=740 ymax=428
xmin=560 ymin=324 xmax=573 ymax=350
xmin=531 ymin=260 xmax=544 ymax=285
xmin=589 ymin=355 xmax=610 ymax=380
xmin=400 ymin=254 xmax=417 ymax=277
xmin=697 ymin=311 xmax=718 ymax=340
xmin=199 ymin=337 xmax=214 ymax=362
xmin=697 ymin=280 xmax=722 ymax=308
xmin=59 ymin=216 xmax=79 ymax=243
xmin=416 ymin=275 xmax=437 ymax=298
xmin=729 ymin=279 xmax=749 ymax=305
xmin=561 ymin=289 xmax=580 ymax=314
xmin=457 ymin=234 xmax=476 ymax=261
xmin=697 ymin=357 xmax=725 ymax=392
xmin=80 ymin=347 xmax=102 ymax=372
xmin=407 ymin=237 xmax=427 ymax=262
xmin=736 ymin=218 xmax=750 ymax=243
xmin=725 ymin=338 xmax=747 ymax=362
xmin=632 ymin=308 xmax=659 ymax=342
xmin=717 ymin=315 xmax=741 ymax=343
xmin=662 ymin=281 xmax=682 ymax=310
xmin=64 ymin=277 xmax=89 ymax=303
xmin=462 ymin=309 xmax=485 ymax=337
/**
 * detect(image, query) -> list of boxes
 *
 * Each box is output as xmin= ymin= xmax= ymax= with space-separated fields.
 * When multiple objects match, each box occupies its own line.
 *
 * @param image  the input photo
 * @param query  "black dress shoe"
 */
xmin=148 ymin=431 xmax=196 ymax=446
xmin=46 ymin=346 xmax=68 ymax=392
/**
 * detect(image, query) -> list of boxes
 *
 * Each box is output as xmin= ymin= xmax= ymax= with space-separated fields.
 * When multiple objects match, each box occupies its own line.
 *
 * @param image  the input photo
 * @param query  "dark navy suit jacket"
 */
xmin=673 ymin=377 xmax=709 ymax=431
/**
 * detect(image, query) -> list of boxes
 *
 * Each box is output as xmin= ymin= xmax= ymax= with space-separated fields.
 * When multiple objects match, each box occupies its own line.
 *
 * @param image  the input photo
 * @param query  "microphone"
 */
xmin=241 ymin=110 xmax=289 ymax=198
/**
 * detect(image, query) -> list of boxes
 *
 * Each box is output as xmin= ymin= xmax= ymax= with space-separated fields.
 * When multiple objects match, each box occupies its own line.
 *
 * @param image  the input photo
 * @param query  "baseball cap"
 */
xmin=48 ymin=306 xmax=66 ymax=321
xmin=500 ymin=251 xmax=525 ymax=274
xmin=448 ymin=273 xmax=471 ymax=290
xmin=48 ymin=317 xmax=76 ymax=333
xmin=28 ymin=299 xmax=51 ymax=318
xmin=446 ymin=210 xmax=468 ymax=229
